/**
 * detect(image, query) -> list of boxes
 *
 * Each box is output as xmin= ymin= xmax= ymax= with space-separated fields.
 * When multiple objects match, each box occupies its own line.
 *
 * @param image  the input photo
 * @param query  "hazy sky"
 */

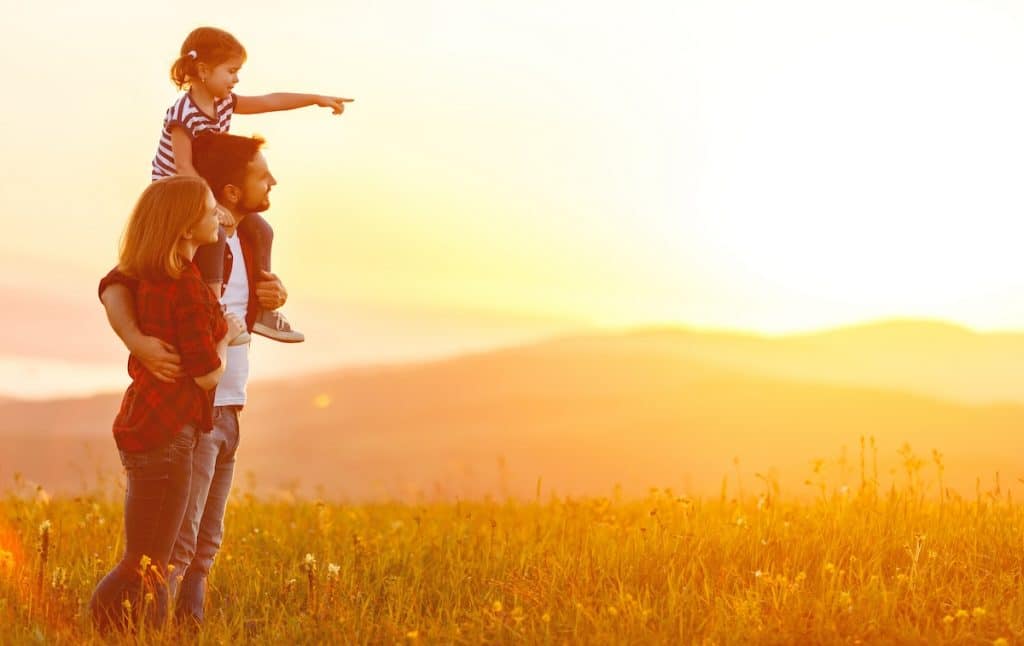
xmin=5 ymin=0 xmax=1024 ymax=397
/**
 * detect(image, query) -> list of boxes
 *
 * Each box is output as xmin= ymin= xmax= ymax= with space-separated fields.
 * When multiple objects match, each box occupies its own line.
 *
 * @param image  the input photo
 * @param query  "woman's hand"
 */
xmin=224 ymin=312 xmax=247 ymax=343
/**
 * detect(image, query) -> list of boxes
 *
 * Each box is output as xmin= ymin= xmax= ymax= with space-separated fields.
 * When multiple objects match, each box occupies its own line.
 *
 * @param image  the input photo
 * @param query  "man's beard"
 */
xmin=240 ymin=194 xmax=270 ymax=213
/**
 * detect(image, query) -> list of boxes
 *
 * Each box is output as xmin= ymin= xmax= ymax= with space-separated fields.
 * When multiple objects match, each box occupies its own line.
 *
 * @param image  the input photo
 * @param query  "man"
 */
xmin=99 ymin=132 xmax=288 ymax=625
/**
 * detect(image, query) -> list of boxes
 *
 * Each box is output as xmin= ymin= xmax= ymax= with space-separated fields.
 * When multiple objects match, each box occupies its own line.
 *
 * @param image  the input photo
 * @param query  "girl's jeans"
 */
xmin=90 ymin=425 xmax=196 ymax=633
xmin=194 ymin=212 xmax=274 ymax=284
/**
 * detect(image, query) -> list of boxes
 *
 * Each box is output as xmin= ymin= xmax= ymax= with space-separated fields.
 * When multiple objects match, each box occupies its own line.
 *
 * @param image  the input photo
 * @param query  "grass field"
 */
xmin=2 ymin=442 xmax=1023 ymax=644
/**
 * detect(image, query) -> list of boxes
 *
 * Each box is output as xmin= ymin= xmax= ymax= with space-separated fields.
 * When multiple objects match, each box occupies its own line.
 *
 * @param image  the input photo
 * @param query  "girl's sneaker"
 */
xmin=252 ymin=310 xmax=304 ymax=343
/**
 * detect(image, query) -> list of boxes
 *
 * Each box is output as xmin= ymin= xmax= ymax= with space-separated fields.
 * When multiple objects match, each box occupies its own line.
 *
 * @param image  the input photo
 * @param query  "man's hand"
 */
xmin=315 ymin=95 xmax=354 ymax=115
xmin=129 ymin=336 xmax=183 ymax=383
xmin=255 ymin=270 xmax=288 ymax=310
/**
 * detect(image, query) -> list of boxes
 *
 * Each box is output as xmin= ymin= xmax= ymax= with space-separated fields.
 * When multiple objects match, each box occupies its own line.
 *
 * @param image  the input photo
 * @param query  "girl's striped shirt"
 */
xmin=151 ymin=92 xmax=237 ymax=180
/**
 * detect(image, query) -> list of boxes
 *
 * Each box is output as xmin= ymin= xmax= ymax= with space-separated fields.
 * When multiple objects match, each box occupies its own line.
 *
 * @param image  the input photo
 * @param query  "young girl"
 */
xmin=152 ymin=26 xmax=352 ymax=344
xmin=90 ymin=176 xmax=246 ymax=632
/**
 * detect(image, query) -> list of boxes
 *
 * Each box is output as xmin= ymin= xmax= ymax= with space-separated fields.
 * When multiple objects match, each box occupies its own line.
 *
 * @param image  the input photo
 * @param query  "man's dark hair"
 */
xmin=192 ymin=132 xmax=265 ymax=199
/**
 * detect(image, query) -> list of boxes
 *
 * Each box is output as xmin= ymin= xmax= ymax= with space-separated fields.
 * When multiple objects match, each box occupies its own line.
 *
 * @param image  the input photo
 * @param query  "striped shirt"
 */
xmin=151 ymin=92 xmax=237 ymax=180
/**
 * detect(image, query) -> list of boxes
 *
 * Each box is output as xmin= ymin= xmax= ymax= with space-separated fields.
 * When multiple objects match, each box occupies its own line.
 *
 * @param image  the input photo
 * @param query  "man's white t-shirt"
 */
xmin=214 ymin=231 xmax=250 ymax=407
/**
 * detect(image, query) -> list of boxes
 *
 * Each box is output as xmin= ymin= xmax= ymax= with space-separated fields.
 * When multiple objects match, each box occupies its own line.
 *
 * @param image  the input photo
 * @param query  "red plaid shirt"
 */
xmin=101 ymin=263 xmax=227 ymax=452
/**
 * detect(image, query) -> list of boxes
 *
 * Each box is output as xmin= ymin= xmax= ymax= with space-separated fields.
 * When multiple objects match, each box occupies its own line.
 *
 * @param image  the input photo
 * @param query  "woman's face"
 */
xmin=190 ymin=190 xmax=221 ymax=246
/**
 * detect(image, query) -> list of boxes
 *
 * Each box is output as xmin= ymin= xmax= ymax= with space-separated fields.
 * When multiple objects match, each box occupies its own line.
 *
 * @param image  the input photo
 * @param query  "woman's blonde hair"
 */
xmin=118 ymin=175 xmax=212 ymax=281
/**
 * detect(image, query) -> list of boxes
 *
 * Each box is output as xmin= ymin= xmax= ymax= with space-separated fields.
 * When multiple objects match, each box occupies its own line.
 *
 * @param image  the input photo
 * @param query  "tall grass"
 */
xmin=1 ymin=441 xmax=1022 ymax=644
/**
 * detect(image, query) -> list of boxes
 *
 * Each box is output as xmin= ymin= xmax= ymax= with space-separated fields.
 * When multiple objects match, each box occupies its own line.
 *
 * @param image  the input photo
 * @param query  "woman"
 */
xmin=90 ymin=176 xmax=245 ymax=632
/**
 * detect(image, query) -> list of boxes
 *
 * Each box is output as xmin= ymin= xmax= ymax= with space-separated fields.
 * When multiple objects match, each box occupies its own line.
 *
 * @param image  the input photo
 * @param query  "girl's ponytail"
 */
xmin=170 ymin=51 xmax=198 ymax=89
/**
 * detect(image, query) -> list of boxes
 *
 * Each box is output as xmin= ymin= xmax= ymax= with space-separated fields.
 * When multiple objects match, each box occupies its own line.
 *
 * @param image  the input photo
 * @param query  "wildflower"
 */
xmin=167 ymin=564 xmax=175 ymax=572
xmin=943 ymin=615 xmax=954 ymax=625
xmin=328 ymin=563 xmax=341 ymax=577
xmin=144 ymin=593 xmax=154 ymax=603
xmin=607 ymin=606 xmax=618 ymax=617
xmin=838 ymin=591 xmax=852 ymax=607
xmin=303 ymin=553 xmax=317 ymax=571
xmin=50 ymin=567 xmax=66 ymax=589
xmin=406 ymin=630 xmax=418 ymax=640
xmin=122 ymin=599 xmax=132 ymax=611
xmin=754 ymin=569 xmax=763 ymax=579
xmin=139 ymin=554 xmax=151 ymax=571
xmin=994 ymin=638 xmax=1009 ymax=646
xmin=973 ymin=607 xmax=987 ymax=618
xmin=824 ymin=563 xmax=836 ymax=575
xmin=542 ymin=613 xmax=551 ymax=623
xmin=492 ymin=600 xmax=503 ymax=613
xmin=38 ymin=520 xmax=51 ymax=536
xmin=956 ymin=609 xmax=969 ymax=619
xmin=795 ymin=571 xmax=807 ymax=583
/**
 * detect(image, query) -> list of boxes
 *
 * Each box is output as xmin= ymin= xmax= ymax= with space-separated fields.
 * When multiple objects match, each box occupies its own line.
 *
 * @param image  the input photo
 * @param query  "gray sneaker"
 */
xmin=252 ymin=310 xmax=305 ymax=343
xmin=229 ymin=330 xmax=251 ymax=346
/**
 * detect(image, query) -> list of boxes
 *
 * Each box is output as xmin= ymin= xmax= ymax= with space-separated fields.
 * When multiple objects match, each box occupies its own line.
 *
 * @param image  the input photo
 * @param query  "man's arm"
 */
xmin=100 ymin=283 xmax=184 ymax=383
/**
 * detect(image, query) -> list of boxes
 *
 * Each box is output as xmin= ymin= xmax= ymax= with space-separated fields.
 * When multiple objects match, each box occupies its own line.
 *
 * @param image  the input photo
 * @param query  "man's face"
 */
xmin=238 ymin=152 xmax=276 ymax=213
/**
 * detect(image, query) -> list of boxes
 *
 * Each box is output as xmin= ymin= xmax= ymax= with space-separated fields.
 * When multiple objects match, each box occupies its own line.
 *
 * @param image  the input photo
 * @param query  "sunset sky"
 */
xmin=5 ymin=0 xmax=1024 ymax=398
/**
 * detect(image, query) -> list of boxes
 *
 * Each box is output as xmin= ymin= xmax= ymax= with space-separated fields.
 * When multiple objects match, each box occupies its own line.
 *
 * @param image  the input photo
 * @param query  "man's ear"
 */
xmin=221 ymin=185 xmax=241 ymax=208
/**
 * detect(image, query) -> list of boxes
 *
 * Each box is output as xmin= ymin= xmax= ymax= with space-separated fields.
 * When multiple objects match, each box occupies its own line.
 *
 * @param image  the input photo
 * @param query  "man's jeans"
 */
xmin=90 ymin=425 xmax=196 ymax=633
xmin=168 ymin=406 xmax=240 ymax=624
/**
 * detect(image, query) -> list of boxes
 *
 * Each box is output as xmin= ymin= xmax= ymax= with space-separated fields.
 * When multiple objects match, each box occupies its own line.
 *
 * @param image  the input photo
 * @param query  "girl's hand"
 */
xmin=224 ymin=312 xmax=246 ymax=343
xmin=316 ymin=96 xmax=354 ymax=115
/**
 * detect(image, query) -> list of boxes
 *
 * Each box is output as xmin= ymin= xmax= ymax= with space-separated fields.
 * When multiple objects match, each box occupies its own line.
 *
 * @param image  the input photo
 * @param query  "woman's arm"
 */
xmin=191 ymin=311 xmax=244 ymax=390
xmin=235 ymin=93 xmax=353 ymax=115
xmin=193 ymin=337 xmax=227 ymax=391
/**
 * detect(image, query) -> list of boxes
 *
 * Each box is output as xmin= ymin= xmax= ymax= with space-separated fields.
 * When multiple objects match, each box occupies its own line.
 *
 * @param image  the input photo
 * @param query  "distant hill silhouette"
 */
xmin=3 ymin=319 xmax=1024 ymax=500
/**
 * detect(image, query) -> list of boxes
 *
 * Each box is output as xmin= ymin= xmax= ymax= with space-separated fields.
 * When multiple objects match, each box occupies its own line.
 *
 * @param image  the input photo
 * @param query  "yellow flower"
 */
xmin=406 ymin=630 xmax=418 ymax=640
xmin=824 ymin=563 xmax=836 ymax=575
xmin=492 ymin=600 xmax=503 ymax=613
xmin=144 ymin=593 xmax=154 ymax=603
xmin=956 ymin=609 xmax=969 ymax=619
xmin=838 ymin=591 xmax=852 ymax=607
xmin=139 ymin=554 xmax=151 ymax=570
xmin=542 ymin=613 xmax=551 ymax=623
xmin=607 ymin=606 xmax=618 ymax=617
xmin=942 ymin=615 xmax=954 ymax=625
xmin=993 ymin=638 xmax=1008 ymax=646
xmin=122 ymin=599 xmax=132 ymax=610
xmin=973 ymin=607 xmax=987 ymax=618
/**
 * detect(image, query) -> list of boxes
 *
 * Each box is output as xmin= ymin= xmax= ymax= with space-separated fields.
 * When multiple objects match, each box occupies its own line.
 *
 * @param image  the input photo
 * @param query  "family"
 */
xmin=89 ymin=27 xmax=351 ymax=632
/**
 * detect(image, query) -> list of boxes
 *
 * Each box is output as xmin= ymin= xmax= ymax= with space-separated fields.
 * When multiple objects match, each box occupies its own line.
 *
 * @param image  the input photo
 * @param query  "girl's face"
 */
xmin=189 ymin=191 xmax=221 ymax=247
xmin=202 ymin=55 xmax=243 ymax=99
